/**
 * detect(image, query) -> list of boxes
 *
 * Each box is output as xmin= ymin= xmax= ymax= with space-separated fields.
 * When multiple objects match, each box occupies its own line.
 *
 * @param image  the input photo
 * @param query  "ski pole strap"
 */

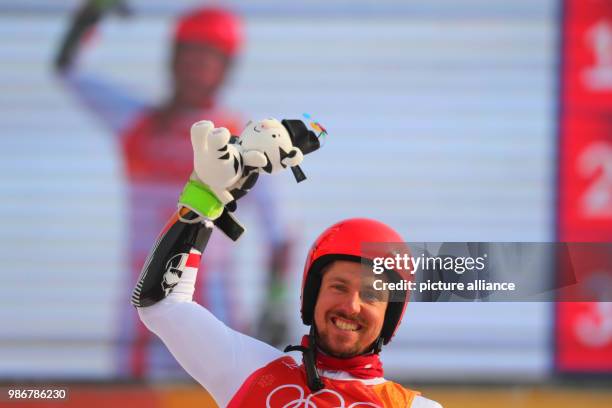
xmin=178 ymin=180 xmax=224 ymax=220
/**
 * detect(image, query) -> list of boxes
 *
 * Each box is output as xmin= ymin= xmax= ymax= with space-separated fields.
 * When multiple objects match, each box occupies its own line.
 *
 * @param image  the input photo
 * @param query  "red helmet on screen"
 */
xmin=301 ymin=218 xmax=412 ymax=345
xmin=174 ymin=7 xmax=243 ymax=56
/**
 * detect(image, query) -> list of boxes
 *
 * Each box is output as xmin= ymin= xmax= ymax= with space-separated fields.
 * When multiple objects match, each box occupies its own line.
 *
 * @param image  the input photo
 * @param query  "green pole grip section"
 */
xmin=178 ymin=180 xmax=224 ymax=220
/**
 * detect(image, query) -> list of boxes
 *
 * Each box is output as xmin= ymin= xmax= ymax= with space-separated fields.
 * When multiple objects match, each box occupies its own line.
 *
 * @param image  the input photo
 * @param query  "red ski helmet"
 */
xmin=301 ymin=218 xmax=412 ymax=345
xmin=174 ymin=7 xmax=243 ymax=56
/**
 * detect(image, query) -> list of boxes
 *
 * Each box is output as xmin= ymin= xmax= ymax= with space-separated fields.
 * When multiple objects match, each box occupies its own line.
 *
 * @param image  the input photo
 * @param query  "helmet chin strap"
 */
xmin=284 ymin=326 xmax=325 ymax=392
xmin=284 ymin=327 xmax=386 ymax=392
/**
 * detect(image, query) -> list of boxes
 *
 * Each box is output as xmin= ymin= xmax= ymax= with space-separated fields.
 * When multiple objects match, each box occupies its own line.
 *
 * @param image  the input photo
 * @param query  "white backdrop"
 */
xmin=0 ymin=0 xmax=557 ymax=381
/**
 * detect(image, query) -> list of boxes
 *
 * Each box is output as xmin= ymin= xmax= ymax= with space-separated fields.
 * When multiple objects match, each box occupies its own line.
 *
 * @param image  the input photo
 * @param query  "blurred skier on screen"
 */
xmin=53 ymin=0 xmax=292 ymax=378
xmin=131 ymin=118 xmax=442 ymax=407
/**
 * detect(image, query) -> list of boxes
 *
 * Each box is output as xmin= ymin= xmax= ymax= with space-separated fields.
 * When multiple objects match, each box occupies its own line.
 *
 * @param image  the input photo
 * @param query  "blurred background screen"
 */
xmin=0 ymin=0 xmax=610 ymax=407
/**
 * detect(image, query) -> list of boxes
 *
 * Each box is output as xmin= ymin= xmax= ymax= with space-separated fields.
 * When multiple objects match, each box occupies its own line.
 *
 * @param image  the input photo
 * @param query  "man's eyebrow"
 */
xmin=327 ymin=276 xmax=351 ymax=285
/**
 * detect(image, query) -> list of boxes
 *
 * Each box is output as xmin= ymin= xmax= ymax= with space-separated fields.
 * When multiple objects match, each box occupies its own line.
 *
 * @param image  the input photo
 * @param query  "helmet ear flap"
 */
xmin=379 ymin=269 xmax=409 ymax=344
xmin=380 ymin=299 xmax=405 ymax=345
xmin=372 ymin=336 xmax=384 ymax=354
xmin=301 ymin=266 xmax=322 ymax=326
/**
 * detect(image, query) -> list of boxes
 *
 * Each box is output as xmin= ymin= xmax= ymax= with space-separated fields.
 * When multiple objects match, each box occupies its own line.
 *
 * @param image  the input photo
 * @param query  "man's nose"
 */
xmin=339 ymin=290 xmax=361 ymax=316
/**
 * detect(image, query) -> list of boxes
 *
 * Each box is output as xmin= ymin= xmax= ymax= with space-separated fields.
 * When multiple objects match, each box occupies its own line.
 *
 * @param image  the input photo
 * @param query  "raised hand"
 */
xmin=190 ymin=120 xmax=266 ymax=204
xmin=181 ymin=117 xmax=321 ymax=239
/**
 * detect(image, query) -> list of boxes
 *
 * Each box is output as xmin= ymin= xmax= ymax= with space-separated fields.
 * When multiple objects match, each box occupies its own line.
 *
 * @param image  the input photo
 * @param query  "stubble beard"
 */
xmin=315 ymin=322 xmax=364 ymax=358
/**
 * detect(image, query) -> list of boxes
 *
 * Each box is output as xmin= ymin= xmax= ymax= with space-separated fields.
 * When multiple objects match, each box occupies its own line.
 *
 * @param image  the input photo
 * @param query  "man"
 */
xmin=133 ymin=120 xmax=441 ymax=407
xmin=54 ymin=2 xmax=292 ymax=377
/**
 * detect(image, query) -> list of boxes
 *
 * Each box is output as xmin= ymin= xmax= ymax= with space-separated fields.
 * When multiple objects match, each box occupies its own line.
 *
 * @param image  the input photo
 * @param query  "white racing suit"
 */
xmin=134 ymin=214 xmax=441 ymax=408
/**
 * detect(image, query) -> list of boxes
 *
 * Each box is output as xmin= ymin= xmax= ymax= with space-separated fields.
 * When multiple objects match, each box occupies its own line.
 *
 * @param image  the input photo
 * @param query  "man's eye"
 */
xmin=361 ymin=290 xmax=383 ymax=302
xmin=331 ymin=284 xmax=347 ymax=292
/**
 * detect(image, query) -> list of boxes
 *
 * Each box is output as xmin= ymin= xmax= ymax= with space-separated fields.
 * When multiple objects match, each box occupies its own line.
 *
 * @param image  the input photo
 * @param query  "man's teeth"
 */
xmin=334 ymin=319 xmax=359 ymax=331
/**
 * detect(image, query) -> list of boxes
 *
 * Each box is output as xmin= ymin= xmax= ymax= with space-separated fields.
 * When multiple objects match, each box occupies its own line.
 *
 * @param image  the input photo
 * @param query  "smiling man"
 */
xmin=132 ymin=121 xmax=441 ymax=407
xmin=314 ymin=260 xmax=389 ymax=358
